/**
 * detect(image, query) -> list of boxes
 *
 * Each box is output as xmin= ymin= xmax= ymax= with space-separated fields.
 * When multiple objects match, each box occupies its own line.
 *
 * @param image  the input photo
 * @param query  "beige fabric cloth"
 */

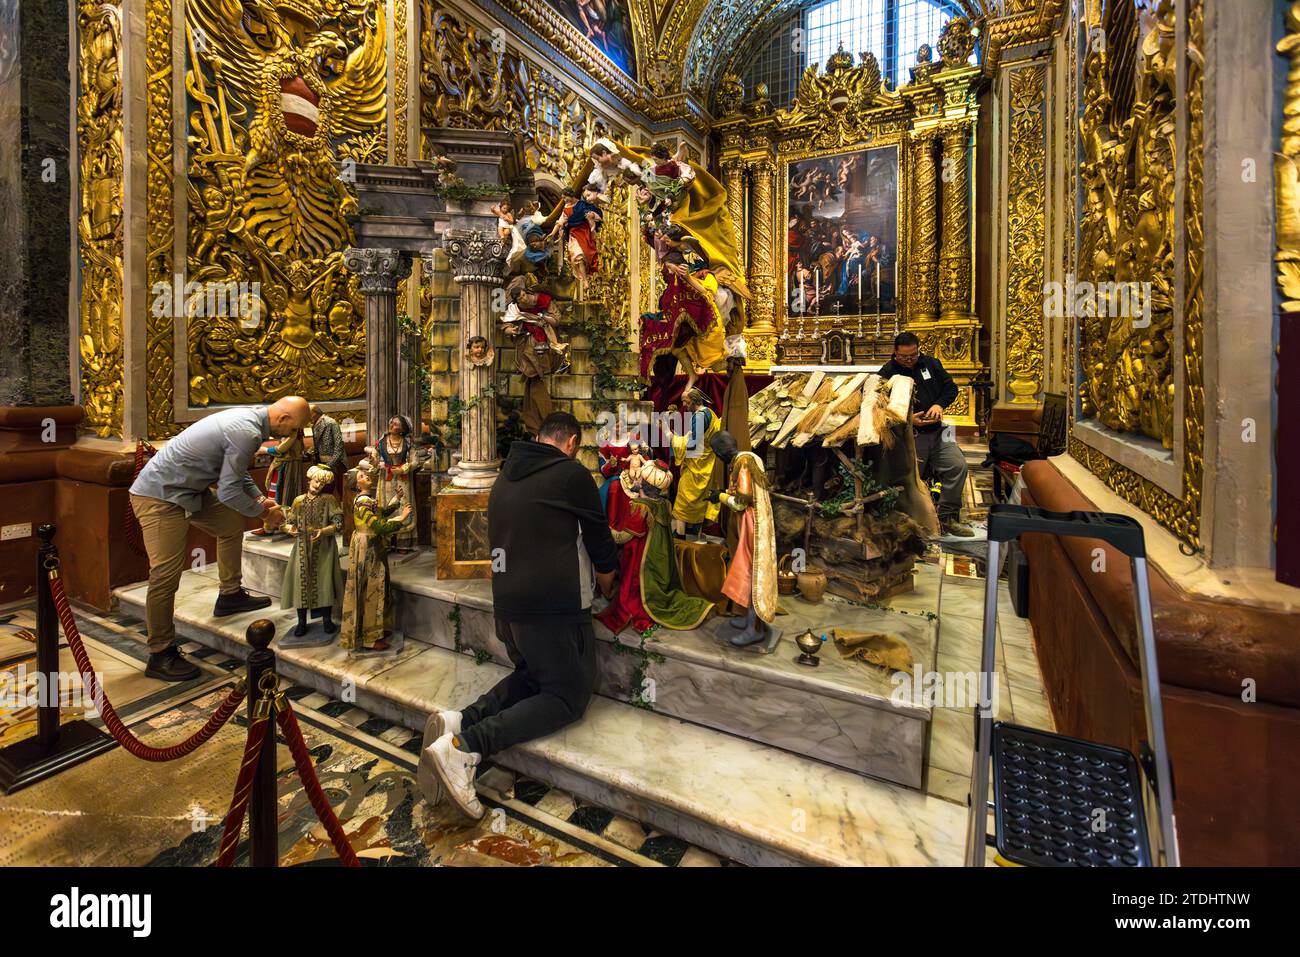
xmin=130 ymin=491 xmax=246 ymax=652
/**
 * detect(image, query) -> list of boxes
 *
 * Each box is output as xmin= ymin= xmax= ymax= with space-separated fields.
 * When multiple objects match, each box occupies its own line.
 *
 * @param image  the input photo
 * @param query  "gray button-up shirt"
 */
xmin=131 ymin=406 xmax=271 ymax=518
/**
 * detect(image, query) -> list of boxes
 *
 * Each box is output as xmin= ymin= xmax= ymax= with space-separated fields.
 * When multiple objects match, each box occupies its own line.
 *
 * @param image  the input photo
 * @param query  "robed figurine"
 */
xmin=671 ymin=388 xmax=721 ymax=538
xmin=714 ymin=452 xmax=780 ymax=647
xmin=341 ymin=468 xmax=410 ymax=653
xmin=598 ymin=459 xmax=714 ymax=635
xmin=280 ymin=465 xmax=345 ymax=637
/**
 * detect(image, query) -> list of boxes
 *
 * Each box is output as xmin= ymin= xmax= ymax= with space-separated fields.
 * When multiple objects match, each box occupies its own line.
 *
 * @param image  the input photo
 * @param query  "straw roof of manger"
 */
xmin=748 ymin=370 xmax=917 ymax=451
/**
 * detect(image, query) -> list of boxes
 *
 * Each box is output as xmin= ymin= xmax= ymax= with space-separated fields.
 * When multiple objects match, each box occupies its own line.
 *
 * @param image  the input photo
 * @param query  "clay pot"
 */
xmin=796 ymin=567 xmax=828 ymax=603
xmin=778 ymin=554 xmax=798 ymax=595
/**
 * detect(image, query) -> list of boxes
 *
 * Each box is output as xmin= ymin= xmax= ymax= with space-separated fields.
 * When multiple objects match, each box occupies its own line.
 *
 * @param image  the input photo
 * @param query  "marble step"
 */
xmin=113 ymin=570 xmax=967 ymax=866
xmin=238 ymin=537 xmax=941 ymax=788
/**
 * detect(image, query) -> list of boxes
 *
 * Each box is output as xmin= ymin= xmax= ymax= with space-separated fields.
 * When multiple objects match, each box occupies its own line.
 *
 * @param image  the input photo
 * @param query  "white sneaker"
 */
xmin=415 ymin=710 xmax=462 ymax=806
xmin=424 ymin=732 xmax=484 ymax=821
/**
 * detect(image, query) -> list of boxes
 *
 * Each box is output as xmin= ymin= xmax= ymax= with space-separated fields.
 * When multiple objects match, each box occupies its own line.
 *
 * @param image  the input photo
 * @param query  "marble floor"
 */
xmin=0 ymin=599 xmax=732 ymax=867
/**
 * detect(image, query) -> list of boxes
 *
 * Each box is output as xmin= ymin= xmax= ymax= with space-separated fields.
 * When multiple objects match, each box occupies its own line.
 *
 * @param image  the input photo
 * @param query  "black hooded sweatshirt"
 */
xmin=488 ymin=440 xmax=619 ymax=624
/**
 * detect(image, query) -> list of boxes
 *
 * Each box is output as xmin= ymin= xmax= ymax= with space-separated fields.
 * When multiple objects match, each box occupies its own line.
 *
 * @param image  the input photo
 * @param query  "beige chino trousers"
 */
xmin=130 ymin=492 xmax=246 ymax=653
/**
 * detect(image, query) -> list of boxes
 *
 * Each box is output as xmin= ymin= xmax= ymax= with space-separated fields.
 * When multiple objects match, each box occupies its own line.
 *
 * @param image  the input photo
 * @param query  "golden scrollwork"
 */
xmin=786 ymin=49 xmax=894 ymax=150
xmin=1077 ymin=2 xmax=1176 ymax=446
xmin=1072 ymin=0 xmax=1204 ymax=549
xmin=395 ymin=0 xmax=409 ymax=164
xmin=146 ymin=0 xmax=177 ymax=439
xmin=1275 ymin=1 xmax=1300 ymax=308
xmin=747 ymin=156 xmax=778 ymax=368
xmin=586 ymin=178 xmax=634 ymax=334
xmin=182 ymin=0 xmax=387 ymax=407
xmin=77 ymin=0 xmax=125 ymax=437
xmin=1005 ymin=65 xmax=1046 ymax=403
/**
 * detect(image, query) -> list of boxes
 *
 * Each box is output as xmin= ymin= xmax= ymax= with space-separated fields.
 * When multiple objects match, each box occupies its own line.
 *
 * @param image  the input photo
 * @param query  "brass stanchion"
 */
xmin=0 ymin=525 xmax=115 ymax=792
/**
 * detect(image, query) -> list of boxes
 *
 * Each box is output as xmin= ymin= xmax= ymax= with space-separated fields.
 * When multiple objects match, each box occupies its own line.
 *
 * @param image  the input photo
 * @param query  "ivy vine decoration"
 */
xmin=565 ymin=306 xmax=644 ymax=412
xmin=397 ymin=312 xmax=432 ymax=407
xmin=432 ymin=182 xmax=511 ymax=202
xmin=608 ymin=625 xmax=665 ymax=711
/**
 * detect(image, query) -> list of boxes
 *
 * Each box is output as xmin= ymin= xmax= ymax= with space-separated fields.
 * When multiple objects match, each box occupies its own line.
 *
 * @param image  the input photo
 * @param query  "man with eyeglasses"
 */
xmin=878 ymin=332 xmax=975 ymax=537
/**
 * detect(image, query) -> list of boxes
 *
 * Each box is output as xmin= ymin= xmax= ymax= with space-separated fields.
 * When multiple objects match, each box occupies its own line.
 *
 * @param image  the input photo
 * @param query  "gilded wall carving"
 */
xmin=1077 ymin=2 xmax=1177 ymax=447
xmin=76 ymin=0 xmax=125 ymax=437
xmin=1275 ymin=1 xmax=1300 ymax=309
xmin=1071 ymin=0 xmax=1204 ymax=549
xmin=395 ymin=0 xmax=409 ymax=164
xmin=146 ymin=0 xmax=177 ymax=438
xmin=182 ymin=0 xmax=388 ymax=407
xmin=1005 ymin=64 xmax=1046 ymax=403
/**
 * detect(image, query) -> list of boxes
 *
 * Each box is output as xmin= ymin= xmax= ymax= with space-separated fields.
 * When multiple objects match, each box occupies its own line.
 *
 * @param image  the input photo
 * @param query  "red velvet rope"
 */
xmin=47 ymin=568 xmax=245 ymax=761
xmin=50 ymin=564 xmax=358 ymax=866
xmin=276 ymin=704 xmax=361 ymax=867
xmin=215 ymin=714 xmax=273 ymax=867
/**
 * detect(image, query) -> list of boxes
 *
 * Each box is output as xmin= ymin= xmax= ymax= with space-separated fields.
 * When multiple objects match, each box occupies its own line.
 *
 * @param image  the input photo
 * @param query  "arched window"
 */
xmin=736 ymin=0 xmax=970 ymax=109
xmin=806 ymin=0 xmax=967 ymax=83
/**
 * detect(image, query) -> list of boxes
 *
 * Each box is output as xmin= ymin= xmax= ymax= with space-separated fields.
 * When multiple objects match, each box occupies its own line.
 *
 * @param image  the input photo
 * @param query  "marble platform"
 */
xmin=236 ymin=536 xmax=941 ymax=788
xmin=113 ymin=567 xmax=966 ymax=867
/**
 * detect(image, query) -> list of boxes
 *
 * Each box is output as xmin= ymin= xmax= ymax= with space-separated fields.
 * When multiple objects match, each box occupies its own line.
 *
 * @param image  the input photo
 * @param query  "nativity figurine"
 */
xmin=255 ymin=427 xmax=306 ymax=535
xmin=712 ymin=451 xmax=780 ymax=647
xmin=362 ymin=414 xmax=418 ymax=552
xmin=340 ymin=468 xmax=411 ymax=653
xmin=280 ymin=465 xmax=345 ymax=637
xmin=564 ymin=183 xmax=605 ymax=299
xmin=670 ymin=387 xmax=721 ymax=538
xmin=502 ymin=278 xmax=571 ymax=433
xmin=597 ymin=459 xmax=714 ymax=635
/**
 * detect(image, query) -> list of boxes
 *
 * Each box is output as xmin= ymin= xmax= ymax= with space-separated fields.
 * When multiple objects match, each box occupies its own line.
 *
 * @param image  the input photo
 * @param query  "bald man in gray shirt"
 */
xmin=130 ymin=396 xmax=311 ymax=680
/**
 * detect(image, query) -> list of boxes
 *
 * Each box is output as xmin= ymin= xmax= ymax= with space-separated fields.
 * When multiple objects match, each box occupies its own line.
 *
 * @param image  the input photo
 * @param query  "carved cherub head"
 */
xmin=465 ymin=334 xmax=495 ymax=367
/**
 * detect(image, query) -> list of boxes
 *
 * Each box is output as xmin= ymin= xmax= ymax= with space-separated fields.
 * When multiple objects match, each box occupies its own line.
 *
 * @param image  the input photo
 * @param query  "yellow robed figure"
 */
xmin=670 ymin=392 xmax=721 ymax=532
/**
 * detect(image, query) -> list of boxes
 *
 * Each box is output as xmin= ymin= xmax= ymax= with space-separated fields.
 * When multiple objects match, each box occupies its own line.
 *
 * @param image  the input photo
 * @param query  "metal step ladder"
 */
xmin=965 ymin=504 xmax=1179 ymax=867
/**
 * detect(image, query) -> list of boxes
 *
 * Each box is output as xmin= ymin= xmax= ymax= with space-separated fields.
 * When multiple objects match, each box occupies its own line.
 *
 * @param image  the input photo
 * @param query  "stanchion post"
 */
xmin=245 ymin=619 xmax=279 ymax=867
xmin=35 ymin=525 xmax=59 ymax=751
xmin=0 ymin=525 xmax=115 ymax=792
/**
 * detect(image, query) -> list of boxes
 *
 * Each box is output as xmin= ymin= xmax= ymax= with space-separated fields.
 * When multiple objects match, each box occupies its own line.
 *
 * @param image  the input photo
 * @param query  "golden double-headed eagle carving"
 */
xmin=184 ymin=0 xmax=387 ymax=406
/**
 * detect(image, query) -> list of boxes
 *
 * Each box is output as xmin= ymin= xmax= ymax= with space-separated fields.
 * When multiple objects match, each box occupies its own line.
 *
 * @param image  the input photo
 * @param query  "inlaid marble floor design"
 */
xmin=0 ymin=599 xmax=732 ymax=868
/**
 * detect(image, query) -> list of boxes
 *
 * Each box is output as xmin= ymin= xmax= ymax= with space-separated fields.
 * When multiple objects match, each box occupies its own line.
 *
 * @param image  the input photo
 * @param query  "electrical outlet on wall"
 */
xmin=1 ymin=524 xmax=33 ymax=542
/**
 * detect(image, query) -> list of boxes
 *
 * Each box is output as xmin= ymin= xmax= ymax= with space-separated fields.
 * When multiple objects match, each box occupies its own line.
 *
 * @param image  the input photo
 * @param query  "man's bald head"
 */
xmin=268 ymin=396 xmax=311 ymax=437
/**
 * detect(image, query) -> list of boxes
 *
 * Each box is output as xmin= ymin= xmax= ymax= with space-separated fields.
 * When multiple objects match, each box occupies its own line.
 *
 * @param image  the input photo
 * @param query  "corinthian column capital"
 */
xmin=343 ymin=247 xmax=413 ymax=295
xmin=442 ymin=229 xmax=509 ymax=285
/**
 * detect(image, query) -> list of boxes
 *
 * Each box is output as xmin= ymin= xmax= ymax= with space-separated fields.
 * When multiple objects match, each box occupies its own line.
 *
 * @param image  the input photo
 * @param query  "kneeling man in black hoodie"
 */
xmin=418 ymin=412 xmax=619 ymax=819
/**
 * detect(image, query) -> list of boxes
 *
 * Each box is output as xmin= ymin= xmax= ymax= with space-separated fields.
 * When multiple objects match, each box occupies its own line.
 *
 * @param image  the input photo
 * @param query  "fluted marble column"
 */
xmin=444 ymin=229 xmax=508 ymax=489
xmin=939 ymin=123 xmax=972 ymax=322
xmin=909 ymin=134 xmax=940 ymax=323
xmin=344 ymin=247 xmax=413 ymax=442
xmin=746 ymin=156 xmax=778 ymax=370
